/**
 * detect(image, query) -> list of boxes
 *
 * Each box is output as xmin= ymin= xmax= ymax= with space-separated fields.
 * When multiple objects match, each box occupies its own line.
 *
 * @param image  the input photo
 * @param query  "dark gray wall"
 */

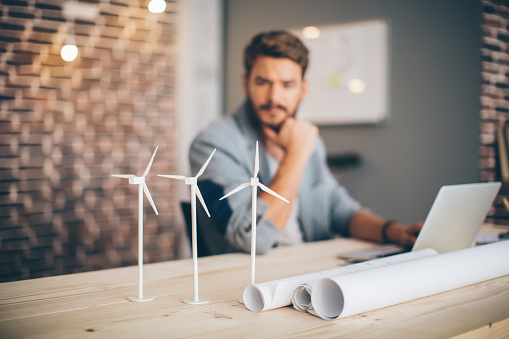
xmin=224 ymin=0 xmax=481 ymax=223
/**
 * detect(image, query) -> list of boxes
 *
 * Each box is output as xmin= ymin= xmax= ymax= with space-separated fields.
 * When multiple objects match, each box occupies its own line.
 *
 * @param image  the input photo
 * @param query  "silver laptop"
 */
xmin=412 ymin=182 xmax=501 ymax=253
xmin=338 ymin=182 xmax=501 ymax=261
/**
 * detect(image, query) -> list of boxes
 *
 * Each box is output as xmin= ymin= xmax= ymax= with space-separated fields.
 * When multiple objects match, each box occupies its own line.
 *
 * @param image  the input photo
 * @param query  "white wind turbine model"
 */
xmin=220 ymin=141 xmax=288 ymax=289
xmin=111 ymin=147 xmax=159 ymax=302
xmin=158 ymin=148 xmax=216 ymax=305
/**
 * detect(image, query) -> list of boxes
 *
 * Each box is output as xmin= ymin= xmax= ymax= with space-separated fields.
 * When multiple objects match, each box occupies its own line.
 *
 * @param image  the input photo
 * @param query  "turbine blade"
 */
xmin=195 ymin=148 xmax=216 ymax=178
xmin=142 ymin=146 xmax=158 ymax=178
xmin=143 ymin=182 xmax=159 ymax=215
xmin=219 ymin=182 xmax=250 ymax=200
xmin=158 ymin=174 xmax=187 ymax=180
xmin=111 ymin=174 xmax=135 ymax=179
xmin=254 ymin=141 xmax=259 ymax=178
xmin=195 ymin=185 xmax=210 ymax=218
xmin=258 ymin=183 xmax=289 ymax=203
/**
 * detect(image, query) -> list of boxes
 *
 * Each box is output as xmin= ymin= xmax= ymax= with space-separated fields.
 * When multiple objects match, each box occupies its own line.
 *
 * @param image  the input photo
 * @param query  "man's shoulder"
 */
xmin=193 ymin=104 xmax=251 ymax=144
xmin=201 ymin=113 xmax=237 ymax=136
xmin=189 ymin=107 xmax=252 ymax=173
xmin=192 ymin=113 xmax=242 ymax=146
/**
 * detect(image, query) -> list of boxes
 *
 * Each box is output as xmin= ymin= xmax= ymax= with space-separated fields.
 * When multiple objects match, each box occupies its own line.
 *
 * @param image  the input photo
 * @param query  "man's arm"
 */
xmin=349 ymin=209 xmax=423 ymax=248
xmin=189 ymin=120 xmax=281 ymax=254
xmin=259 ymin=117 xmax=318 ymax=229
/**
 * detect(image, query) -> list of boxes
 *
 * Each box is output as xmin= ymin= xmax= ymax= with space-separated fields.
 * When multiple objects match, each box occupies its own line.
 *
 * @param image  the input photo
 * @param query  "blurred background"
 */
xmin=0 ymin=0 xmax=507 ymax=283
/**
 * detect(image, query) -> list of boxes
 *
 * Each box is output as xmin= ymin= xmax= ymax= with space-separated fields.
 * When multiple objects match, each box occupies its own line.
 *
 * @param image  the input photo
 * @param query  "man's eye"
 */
xmin=255 ymin=79 xmax=268 ymax=85
xmin=284 ymin=82 xmax=295 ymax=88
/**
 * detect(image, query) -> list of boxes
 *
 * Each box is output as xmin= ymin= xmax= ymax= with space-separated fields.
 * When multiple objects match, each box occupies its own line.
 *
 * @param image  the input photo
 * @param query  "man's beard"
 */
xmin=245 ymin=97 xmax=299 ymax=133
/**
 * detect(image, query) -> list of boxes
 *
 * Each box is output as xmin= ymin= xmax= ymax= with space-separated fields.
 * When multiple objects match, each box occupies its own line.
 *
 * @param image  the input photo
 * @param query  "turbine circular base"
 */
xmin=183 ymin=298 xmax=209 ymax=305
xmin=128 ymin=296 xmax=154 ymax=302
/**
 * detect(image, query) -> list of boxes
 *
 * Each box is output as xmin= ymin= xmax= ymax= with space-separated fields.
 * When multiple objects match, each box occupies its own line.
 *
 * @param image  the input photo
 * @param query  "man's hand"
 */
xmin=259 ymin=117 xmax=318 ymax=230
xmin=262 ymin=117 xmax=318 ymax=162
xmin=387 ymin=222 xmax=423 ymax=248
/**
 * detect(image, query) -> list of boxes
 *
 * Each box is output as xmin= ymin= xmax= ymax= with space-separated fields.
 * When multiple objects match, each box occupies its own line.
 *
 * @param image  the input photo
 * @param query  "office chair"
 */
xmin=180 ymin=201 xmax=237 ymax=257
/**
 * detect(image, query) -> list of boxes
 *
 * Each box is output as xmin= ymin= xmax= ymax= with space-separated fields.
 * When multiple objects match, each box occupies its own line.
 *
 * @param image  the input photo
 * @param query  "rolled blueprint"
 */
xmin=243 ymin=248 xmax=438 ymax=312
xmin=292 ymin=283 xmax=316 ymax=314
xmin=312 ymin=240 xmax=509 ymax=320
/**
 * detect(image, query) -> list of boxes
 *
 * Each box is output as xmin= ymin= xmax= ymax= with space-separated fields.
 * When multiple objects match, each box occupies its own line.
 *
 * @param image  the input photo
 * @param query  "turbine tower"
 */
xmin=220 ymin=141 xmax=288 ymax=286
xmin=158 ymin=148 xmax=216 ymax=304
xmin=112 ymin=147 xmax=159 ymax=302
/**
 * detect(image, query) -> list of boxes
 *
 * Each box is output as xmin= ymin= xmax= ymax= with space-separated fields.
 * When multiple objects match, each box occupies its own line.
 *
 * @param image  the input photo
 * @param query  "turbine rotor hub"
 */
xmin=186 ymin=177 xmax=197 ymax=185
xmin=130 ymin=176 xmax=145 ymax=184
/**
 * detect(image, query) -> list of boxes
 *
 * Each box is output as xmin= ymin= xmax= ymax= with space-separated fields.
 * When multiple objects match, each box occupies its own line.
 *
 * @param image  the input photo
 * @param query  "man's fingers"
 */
xmin=410 ymin=222 xmax=423 ymax=235
xmin=400 ymin=234 xmax=416 ymax=248
xmin=262 ymin=125 xmax=278 ymax=142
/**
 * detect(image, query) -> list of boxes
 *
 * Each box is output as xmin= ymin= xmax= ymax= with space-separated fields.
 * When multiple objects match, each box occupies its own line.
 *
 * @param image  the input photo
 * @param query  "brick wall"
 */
xmin=0 ymin=0 xmax=181 ymax=282
xmin=480 ymin=0 xmax=509 ymax=224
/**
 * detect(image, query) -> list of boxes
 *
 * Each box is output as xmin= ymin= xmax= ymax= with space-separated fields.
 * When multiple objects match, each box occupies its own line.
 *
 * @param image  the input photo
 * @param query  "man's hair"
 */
xmin=243 ymin=30 xmax=309 ymax=78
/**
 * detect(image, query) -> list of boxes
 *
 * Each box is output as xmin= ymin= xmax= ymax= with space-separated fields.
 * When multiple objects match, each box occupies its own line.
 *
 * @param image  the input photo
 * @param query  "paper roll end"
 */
xmin=312 ymin=278 xmax=344 ymax=320
xmin=243 ymin=285 xmax=266 ymax=312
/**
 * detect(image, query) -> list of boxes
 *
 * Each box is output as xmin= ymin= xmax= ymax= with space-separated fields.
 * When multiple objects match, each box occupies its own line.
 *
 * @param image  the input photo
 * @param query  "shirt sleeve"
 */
xmin=315 ymin=138 xmax=362 ymax=237
xmin=189 ymin=121 xmax=280 ymax=254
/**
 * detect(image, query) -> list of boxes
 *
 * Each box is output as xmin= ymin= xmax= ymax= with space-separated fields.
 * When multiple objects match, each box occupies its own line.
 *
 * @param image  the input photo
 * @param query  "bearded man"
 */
xmin=189 ymin=31 xmax=421 ymax=255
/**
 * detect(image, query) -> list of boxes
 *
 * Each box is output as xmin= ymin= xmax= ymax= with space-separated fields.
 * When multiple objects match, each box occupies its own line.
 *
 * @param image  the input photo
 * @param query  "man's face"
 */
xmin=243 ymin=56 xmax=307 ymax=130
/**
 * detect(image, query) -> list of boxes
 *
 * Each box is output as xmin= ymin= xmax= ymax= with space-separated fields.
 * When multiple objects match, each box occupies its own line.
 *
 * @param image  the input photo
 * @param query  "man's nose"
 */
xmin=268 ymin=83 xmax=283 ymax=103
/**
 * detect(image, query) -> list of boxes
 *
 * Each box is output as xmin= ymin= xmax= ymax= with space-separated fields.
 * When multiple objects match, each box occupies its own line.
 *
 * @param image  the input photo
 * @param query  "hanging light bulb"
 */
xmin=61 ymin=44 xmax=78 ymax=62
xmin=61 ymin=34 xmax=78 ymax=62
xmin=148 ymin=0 xmax=166 ymax=13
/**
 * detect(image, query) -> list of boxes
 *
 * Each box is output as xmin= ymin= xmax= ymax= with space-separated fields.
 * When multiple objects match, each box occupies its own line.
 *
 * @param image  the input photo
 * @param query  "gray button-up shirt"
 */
xmin=189 ymin=102 xmax=361 ymax=254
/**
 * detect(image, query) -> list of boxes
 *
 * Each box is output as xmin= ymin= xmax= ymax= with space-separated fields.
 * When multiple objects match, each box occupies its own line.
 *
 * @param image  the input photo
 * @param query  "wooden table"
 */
xmin=1 ymin=236 xmax=508 ymax=338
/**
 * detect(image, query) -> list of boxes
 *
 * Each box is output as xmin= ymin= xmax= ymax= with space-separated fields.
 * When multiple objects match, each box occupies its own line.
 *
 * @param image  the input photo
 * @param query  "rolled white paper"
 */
xmin=243 ymin=248 xmax=438 ymax=312
xmin=312 ymin=240 xmax=509 ymax=320
xmin=292 ymin=283 xmax=314 ymax=313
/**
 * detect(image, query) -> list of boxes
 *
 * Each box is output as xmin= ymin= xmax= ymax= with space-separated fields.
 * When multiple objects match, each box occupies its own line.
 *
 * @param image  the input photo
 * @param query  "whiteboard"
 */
xmin=291 ymin=18 xmax=389 ymax=125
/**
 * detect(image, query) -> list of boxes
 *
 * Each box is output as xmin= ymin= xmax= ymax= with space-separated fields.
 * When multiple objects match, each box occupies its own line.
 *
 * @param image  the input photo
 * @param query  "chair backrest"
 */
xmin=180 ymin=201 xmax=237 ymax=257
